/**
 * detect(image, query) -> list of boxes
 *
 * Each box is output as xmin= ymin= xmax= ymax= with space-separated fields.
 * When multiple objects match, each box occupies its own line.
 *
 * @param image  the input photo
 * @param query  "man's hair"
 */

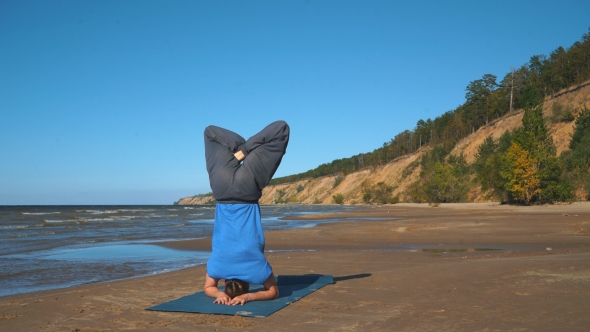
xmin=224 ymin=279 xmax=249 ymax=298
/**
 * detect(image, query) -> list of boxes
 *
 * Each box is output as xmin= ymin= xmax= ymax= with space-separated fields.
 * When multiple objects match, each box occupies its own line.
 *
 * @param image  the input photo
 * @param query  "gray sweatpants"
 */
xmin=204 ymin=121 xmax=290 ymax=203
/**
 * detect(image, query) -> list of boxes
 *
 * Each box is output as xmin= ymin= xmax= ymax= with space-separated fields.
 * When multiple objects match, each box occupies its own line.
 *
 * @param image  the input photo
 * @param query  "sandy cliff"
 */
xmin=178 ymin=81 xmax=590 ymax=205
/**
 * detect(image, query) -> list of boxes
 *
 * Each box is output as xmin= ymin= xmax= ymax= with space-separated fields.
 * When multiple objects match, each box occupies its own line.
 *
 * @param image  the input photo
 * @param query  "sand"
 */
xmin=1 ymin=202 xmax=589 ymax=331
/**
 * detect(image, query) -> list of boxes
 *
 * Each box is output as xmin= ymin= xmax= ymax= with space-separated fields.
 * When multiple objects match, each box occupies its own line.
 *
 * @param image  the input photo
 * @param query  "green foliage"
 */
xmin=389 ymin=194 xmax=400 ymax=204
xmin=462 ymin=74 xmax=499 ymax=128
xmin=313 ymin=197 xmax=321 ymax=204
xmin=569 ymin=107 xmax=590 ymax=152
xmin=332 ymin=194 xmax=344 ymax=205
xmin=263 ymin=29 xmax=590 ymax=196
xmin=420 ymin=144 xmax=453 ymax=168
xmin=569 ymin=133 xmax=590 ymax=171
xmin=406 ymin=147 xmax=470 ymax=203
xmin=373 ymin=182 xmax=393 ymax=204
xmin=474 ymin=135 xmax=509 ymax=201
xmin=333 ymin=175 xmax=344 ymax=188
xmin=296 ymin=184 xmax=305 ymax=193
xmin=277 ymin=189 xmax=285 ymax=198
xmin=540 ymin=154 xmax=575 ymax=203
xmin=520 ymin=84 xmax=544 ymax=111
xmin=512 ymin=107 xmax=554 ymax=164
xmin=191 ymin=27 xmax=590 ymax=204
xmin=402 ymin=159 xmax=420 ymax=178
xmin=286 ymin=195 xmax=299 ymax=203
xmin=361 ymin=181 xmax=398 ymax=204
xmin=190 ymin=192 xmax=216 ymax=204
xmin=472 ymin=91 xmax=574 ymax=204
xmin=550 ymin=102 xmax=575 ymax=123
xmin=362 ymin=192 xmax=372 ymax=204
xmin=498 ymin=130 xmax=513 ymax=152
xmin=515 ymin=96 xmax=573 ymax=203
xmin=562 ymin=107 xmax=590 ymax=198
xmin=192 ymin=192 xmax=213 ymax=198
xmin=474 ymin=136 xmax=497 ymax=190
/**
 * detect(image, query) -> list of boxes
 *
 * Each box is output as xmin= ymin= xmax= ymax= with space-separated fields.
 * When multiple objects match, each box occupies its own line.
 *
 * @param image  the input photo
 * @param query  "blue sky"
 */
xmin=1 ymin=1 xmax=589 ymax=205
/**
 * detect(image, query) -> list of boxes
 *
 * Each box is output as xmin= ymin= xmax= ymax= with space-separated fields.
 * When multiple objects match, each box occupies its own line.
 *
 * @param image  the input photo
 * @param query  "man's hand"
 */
xmin=228 ymin=293 xmax=249 ymax=306
xmin=213 ymin=293 xmax=231 ymax=305
xmin=234 ymin=150 xmax=245 ymax=162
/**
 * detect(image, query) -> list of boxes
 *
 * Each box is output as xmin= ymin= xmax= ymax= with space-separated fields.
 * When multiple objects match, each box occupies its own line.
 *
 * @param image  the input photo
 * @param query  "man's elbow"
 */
xmin=203 ymin=286 xmax=215 ymax=296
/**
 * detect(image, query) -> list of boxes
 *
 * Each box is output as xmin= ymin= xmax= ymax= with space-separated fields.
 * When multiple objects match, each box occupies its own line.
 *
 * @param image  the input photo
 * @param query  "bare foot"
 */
xmin=234 ymin=150 xmax=245 ymax=162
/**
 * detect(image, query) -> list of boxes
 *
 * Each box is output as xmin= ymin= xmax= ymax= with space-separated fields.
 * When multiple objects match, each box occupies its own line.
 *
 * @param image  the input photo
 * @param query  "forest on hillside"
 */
xmin=404 ymin=95 xmax=590 ymax=205
xmin=270 ymin=28 xmax=590 ymax=193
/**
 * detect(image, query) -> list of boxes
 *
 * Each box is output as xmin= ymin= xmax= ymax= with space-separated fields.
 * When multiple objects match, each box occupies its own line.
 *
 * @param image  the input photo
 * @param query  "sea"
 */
xmin=0 ymin=204 xmax=355 ymax=297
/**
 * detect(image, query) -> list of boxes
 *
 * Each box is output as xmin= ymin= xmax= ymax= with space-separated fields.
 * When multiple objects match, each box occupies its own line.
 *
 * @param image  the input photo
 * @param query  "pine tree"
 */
xmin=510 ymin=85 xmax=573 ymax=203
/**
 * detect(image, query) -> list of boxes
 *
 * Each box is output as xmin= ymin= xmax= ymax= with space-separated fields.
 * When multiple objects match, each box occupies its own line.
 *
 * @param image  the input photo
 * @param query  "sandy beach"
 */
xmin=1 ymin=202 xmax=589 ymax=331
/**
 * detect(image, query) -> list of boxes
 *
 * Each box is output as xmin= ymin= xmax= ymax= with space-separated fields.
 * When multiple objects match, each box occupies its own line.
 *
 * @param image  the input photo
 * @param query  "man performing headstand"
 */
xmin=203 ymin=121 xmax=290 ymax=306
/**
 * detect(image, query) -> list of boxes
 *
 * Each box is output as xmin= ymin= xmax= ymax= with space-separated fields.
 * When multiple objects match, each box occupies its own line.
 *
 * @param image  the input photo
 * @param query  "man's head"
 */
xmin=224 ymin=279 xmax=249 ymax=298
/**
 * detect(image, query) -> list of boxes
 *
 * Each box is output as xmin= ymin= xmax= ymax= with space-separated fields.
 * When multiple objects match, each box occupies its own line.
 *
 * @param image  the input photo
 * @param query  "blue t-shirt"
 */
xmin=206 ymin=203 xmax=273 ymax=284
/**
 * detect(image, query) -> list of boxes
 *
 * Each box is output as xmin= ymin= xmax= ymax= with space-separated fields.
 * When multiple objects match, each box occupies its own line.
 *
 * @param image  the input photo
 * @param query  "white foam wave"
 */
xmin=76 ymin=210 xmax=119 ymax=214
xmin=80 ymin=215 xmax=139 ymax=222
xmin=0 ymin=225 xmax=28 ymax=229
xmin=22 ymin=212 xmax=61 ymax=215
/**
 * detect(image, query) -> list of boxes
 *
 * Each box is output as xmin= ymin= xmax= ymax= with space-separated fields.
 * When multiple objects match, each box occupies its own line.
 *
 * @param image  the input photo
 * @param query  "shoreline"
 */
xmin=2 ymin=203 xmax=589 ymax=331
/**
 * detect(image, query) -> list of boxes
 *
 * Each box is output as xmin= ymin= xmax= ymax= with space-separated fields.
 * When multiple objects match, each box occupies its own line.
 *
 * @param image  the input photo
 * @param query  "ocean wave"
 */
xmin=76 ymin=210 xmax=119 ymax=214
xmin=0 ymin=225 xmax=28 ymax=229
xmin=116 ymin=209 xmax=156 ymax=212
xmin=42 ymin=219 xmax=84 ymax=225
xmin=22 ymin=212 xmax=61 ymax=215
xmin=81 ymin=216 xmax=138 ymax=222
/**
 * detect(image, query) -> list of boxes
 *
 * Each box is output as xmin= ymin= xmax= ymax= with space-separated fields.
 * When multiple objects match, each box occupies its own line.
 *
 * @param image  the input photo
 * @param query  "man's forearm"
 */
xmin=248 ymin=288 xmax=278 ymax=302
xmin=204 ymin=286 xmax=224 ymax=298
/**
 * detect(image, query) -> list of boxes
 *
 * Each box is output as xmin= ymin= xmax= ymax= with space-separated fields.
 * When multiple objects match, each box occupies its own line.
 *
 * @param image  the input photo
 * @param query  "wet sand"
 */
xmin=1 ymin=202 xmax=589 ymax=331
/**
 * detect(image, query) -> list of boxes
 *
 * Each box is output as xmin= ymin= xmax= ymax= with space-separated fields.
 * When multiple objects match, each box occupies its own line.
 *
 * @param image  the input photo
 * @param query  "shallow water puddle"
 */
xmin=42 ymin=243 xmax=209 ymax=262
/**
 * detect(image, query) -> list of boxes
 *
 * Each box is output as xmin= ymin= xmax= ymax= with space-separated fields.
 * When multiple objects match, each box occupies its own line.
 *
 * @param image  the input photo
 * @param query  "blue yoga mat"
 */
xmin=147 ymin=274 xmax=333 ymax=317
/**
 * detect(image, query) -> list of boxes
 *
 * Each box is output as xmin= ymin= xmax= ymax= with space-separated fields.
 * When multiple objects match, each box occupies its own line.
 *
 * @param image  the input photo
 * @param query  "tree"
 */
xmin=569 ymin=107 xmax=590 ymax=153
xmin=332 ymin=194 xmax=344 ymax=205
xmin=474 ymin=136 xmax=498 ymax=191
xmin=463 ymin=74 xmax=499 ymax=129
xmin=501 ymin=143 xmax=541 ymax=204
xmin=269 ymin=29 xmax=590 ymax=189
xmin=474 ymin=131 xmax=513 ymax=202
xmin=510 ymin=86 xmax=572 ymax=203
xmin=563 ymin=107 xmax=590 ymax=198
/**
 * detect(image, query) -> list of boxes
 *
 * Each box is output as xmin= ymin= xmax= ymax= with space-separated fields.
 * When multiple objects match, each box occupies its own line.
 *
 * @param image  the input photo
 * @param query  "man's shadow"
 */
xmin=269 ymin=273 xmax=371 ymax=298
xmin=333 ymin=273 xmax=371 ymax=282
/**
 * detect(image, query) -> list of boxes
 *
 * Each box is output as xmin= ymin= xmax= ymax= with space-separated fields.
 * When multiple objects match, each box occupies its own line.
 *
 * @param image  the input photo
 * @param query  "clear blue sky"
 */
xmin=1 ymin=1 xmax=588 ymax=205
